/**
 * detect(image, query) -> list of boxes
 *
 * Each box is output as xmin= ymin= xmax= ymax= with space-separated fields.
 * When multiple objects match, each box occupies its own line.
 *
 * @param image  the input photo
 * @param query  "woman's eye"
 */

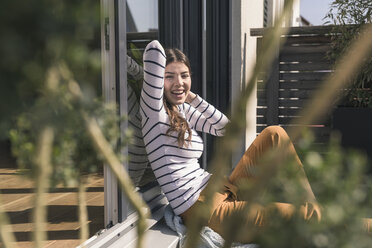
xmin=182 ymin=74 xmax=189 ymax=78
xmin=165 ymin=76 xmax=173 ymax=79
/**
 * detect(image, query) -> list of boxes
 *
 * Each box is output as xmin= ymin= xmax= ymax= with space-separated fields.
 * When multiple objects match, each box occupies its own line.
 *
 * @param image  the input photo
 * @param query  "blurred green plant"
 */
xmin=10 ymin=61 xmax=149 ymax=248
xmin=0 ymin=0 xmax=101 ymax=140
xmin=9 ymin=80 xmax=126 ymax=187
xmin=2 ymin=1 xmax=372 ymax=247
xmin=6 ymin=63 xmax=130 ymax=247
xmin=325 ymin=0 xmax=372 ymax=107
xmin=249 ymin=130 xmax=372 ymax=247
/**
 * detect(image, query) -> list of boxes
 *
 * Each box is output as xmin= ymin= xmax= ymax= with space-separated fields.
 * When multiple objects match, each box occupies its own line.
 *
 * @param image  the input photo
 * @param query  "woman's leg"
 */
xmin=230 ymin=126 xmax=300 ymax=182
xmin=228 ymin=126 xmax=320 ymax=219
xmin=207 ymin=198 xmax=316 ymax=243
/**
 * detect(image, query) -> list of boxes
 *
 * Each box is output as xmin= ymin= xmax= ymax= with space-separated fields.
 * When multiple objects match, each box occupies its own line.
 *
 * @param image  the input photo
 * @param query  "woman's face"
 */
xmin=164 ymin=61 xmax=191 ymax=106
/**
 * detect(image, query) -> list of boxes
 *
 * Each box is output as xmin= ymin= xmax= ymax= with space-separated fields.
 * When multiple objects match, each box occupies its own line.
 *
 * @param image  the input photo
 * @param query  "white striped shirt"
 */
xmin=140 ymin=40 xmax=229 ymax=215
xmin=127 ymin=85 xmax=149 ymax=185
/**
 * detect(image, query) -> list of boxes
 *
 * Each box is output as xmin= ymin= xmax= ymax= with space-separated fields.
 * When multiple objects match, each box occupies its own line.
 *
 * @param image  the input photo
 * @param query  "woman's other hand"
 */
xmin=186 ymin=91 xmax=197 ymax=104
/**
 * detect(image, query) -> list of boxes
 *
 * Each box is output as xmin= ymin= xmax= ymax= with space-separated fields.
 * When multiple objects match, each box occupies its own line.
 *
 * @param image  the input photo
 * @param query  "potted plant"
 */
xmin=325 ymin=0 xmax=372 ymax=158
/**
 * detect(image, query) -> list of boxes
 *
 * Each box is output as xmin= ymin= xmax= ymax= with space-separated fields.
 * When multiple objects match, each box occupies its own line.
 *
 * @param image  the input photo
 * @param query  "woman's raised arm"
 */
xmin=140 ymin=40 xmax=167 ymax=119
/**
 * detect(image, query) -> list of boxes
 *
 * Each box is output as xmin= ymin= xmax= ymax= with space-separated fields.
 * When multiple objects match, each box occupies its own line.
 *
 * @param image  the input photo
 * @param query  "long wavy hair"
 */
xmin=164 ymin=48 xmax=192 ymax=147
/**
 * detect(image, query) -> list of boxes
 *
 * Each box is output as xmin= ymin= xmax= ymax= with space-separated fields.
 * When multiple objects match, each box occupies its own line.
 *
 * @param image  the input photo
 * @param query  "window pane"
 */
xmin=126 ymin=1 xmax=158 ymax=187
xmin=127 ymin=0 xmax=158 ymax=32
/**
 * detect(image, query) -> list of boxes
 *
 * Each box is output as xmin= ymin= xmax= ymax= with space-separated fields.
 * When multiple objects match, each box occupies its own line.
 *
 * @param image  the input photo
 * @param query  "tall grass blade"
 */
xmin=78 ymin=179 xmax=89 ymax=246
xmin=0 ymin=194 xmax=16 ymax=248
xmin=33 ymin=127 xmax=54 ymax=248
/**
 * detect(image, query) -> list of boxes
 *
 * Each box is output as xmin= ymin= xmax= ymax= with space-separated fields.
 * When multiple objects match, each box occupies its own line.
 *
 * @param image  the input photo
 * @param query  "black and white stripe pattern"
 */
xmin=127 ymin=85 xmax=150 ymax=185
xmin=140 ymin=40 xmax=229 ymax=215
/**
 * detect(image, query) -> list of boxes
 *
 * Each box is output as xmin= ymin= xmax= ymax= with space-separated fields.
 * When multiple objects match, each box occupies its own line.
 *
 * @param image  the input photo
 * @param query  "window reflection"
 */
xmin=126 ymin=0 xmax=158 ymax=187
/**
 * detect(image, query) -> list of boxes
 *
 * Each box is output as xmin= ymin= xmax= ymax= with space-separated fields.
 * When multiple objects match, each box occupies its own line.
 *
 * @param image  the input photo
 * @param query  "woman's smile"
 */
xmin=164 ymin=62 xmax=191 ymax=105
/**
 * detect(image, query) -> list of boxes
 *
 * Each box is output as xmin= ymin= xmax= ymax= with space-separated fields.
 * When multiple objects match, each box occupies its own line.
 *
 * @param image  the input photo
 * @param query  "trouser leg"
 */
xmin=207 ymin=199 xmax=313 ymax=243
xmin=182 ymin=126 xmax=320 ymax=243
xmin=229 ymin=126 xmax=300 ymax=183
xmin=228 ymin=126 xmax=317 ymax=205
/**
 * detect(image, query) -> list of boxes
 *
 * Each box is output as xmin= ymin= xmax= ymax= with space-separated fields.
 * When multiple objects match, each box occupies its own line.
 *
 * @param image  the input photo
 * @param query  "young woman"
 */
xmin=140 ymin=40 xmax=320 ymax=243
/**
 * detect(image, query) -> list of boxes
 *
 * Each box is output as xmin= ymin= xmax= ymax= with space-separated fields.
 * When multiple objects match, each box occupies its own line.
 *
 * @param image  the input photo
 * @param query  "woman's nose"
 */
xmin=174 ymin=75 xmax=183 ymax=86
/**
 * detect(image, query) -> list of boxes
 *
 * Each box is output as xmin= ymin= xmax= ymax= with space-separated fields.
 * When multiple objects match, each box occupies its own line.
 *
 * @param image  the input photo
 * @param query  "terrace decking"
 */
xmin=0 ymin=146 xmax=105 ymax=248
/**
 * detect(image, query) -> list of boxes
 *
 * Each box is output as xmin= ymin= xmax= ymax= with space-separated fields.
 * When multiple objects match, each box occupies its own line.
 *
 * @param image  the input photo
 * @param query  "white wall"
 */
xmin=230 ymin=0 xmax=300 ymax=166
xmin=230 ymin=0 xmax=263 ymax=165
xmin=267 ymin=0 xmax=301 ymax=27
xmin=292 ymin=0 xmax=301 ymax=26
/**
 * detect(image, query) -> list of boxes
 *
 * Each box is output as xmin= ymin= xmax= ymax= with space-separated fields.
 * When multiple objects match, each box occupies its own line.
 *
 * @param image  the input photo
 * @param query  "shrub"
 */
xmin=325 ymin=0 xmax=372 ymax=107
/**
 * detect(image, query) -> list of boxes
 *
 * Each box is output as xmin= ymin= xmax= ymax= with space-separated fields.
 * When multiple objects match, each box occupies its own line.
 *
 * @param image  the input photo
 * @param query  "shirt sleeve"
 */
xmin=183 ymin=95 xmax=229 ymax=136
xmin=140 ymin=40 xmax=167 ymax=120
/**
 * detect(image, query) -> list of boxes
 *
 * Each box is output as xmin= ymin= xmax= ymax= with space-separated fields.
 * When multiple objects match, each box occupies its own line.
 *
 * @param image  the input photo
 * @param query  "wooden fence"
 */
xmin=251 ymin=26 xmax=335 ymax=145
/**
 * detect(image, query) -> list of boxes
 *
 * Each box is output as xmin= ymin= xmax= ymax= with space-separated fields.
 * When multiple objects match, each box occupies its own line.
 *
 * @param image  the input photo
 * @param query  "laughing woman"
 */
xmin=140 ymin=40 xmax=320 ymax=243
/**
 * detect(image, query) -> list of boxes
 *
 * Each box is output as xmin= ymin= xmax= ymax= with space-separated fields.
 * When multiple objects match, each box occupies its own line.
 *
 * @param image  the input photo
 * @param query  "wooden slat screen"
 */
xmin=252 ymin=26 xmax=334 ymax=145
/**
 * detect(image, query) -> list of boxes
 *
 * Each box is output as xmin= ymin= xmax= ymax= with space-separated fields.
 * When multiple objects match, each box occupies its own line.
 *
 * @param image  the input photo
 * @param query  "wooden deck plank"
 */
xmin=1 ymin=193 xmax=33 ymax=208
xmin=1 ymin=166 xmax=104 ymax=248
xmin=9 ymin=241 xmax=56 ymax=248
xmin=45 ymin=240 xmax=84 ymax=248
xmin=0 ymin=170 xmax=34 ymax=189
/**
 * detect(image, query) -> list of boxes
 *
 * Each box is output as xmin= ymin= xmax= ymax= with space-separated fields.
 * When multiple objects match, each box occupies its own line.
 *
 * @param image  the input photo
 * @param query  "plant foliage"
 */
xmin=250 ymin=130 xmax=372 ymax=247
xmin=9 ymin=77 xmax=129 ymax=187
xmin=325 ymin=0 xmax=372 ymax=107
xmin=0 ymin=0 xmax=101 ymax=139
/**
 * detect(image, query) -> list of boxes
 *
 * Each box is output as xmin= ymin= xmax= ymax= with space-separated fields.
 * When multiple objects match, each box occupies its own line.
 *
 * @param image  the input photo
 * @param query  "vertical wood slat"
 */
xmin=266 ymin=47 xmax=279 ymax=125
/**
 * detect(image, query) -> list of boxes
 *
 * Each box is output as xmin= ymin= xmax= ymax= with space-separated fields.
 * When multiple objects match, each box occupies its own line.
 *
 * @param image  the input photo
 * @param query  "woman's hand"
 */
xmin=186 ymin=91 xmax=197 ymax=104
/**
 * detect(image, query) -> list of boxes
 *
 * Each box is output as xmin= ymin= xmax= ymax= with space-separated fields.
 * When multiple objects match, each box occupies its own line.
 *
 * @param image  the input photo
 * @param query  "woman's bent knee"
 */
xmin=261 ymin=126 xmax=289 ymax=143
xmin=262 ymin=125 xmax=285 ymax=136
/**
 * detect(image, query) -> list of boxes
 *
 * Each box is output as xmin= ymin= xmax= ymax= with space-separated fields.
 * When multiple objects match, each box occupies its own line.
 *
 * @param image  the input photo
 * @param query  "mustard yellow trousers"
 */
xmin=181 ymin=126 xmax=321 ymax=243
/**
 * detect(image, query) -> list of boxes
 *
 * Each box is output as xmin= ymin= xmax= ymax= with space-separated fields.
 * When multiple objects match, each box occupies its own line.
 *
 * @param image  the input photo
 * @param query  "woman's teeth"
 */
xmin=172 ymin=91 xmax=184 ymax=95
